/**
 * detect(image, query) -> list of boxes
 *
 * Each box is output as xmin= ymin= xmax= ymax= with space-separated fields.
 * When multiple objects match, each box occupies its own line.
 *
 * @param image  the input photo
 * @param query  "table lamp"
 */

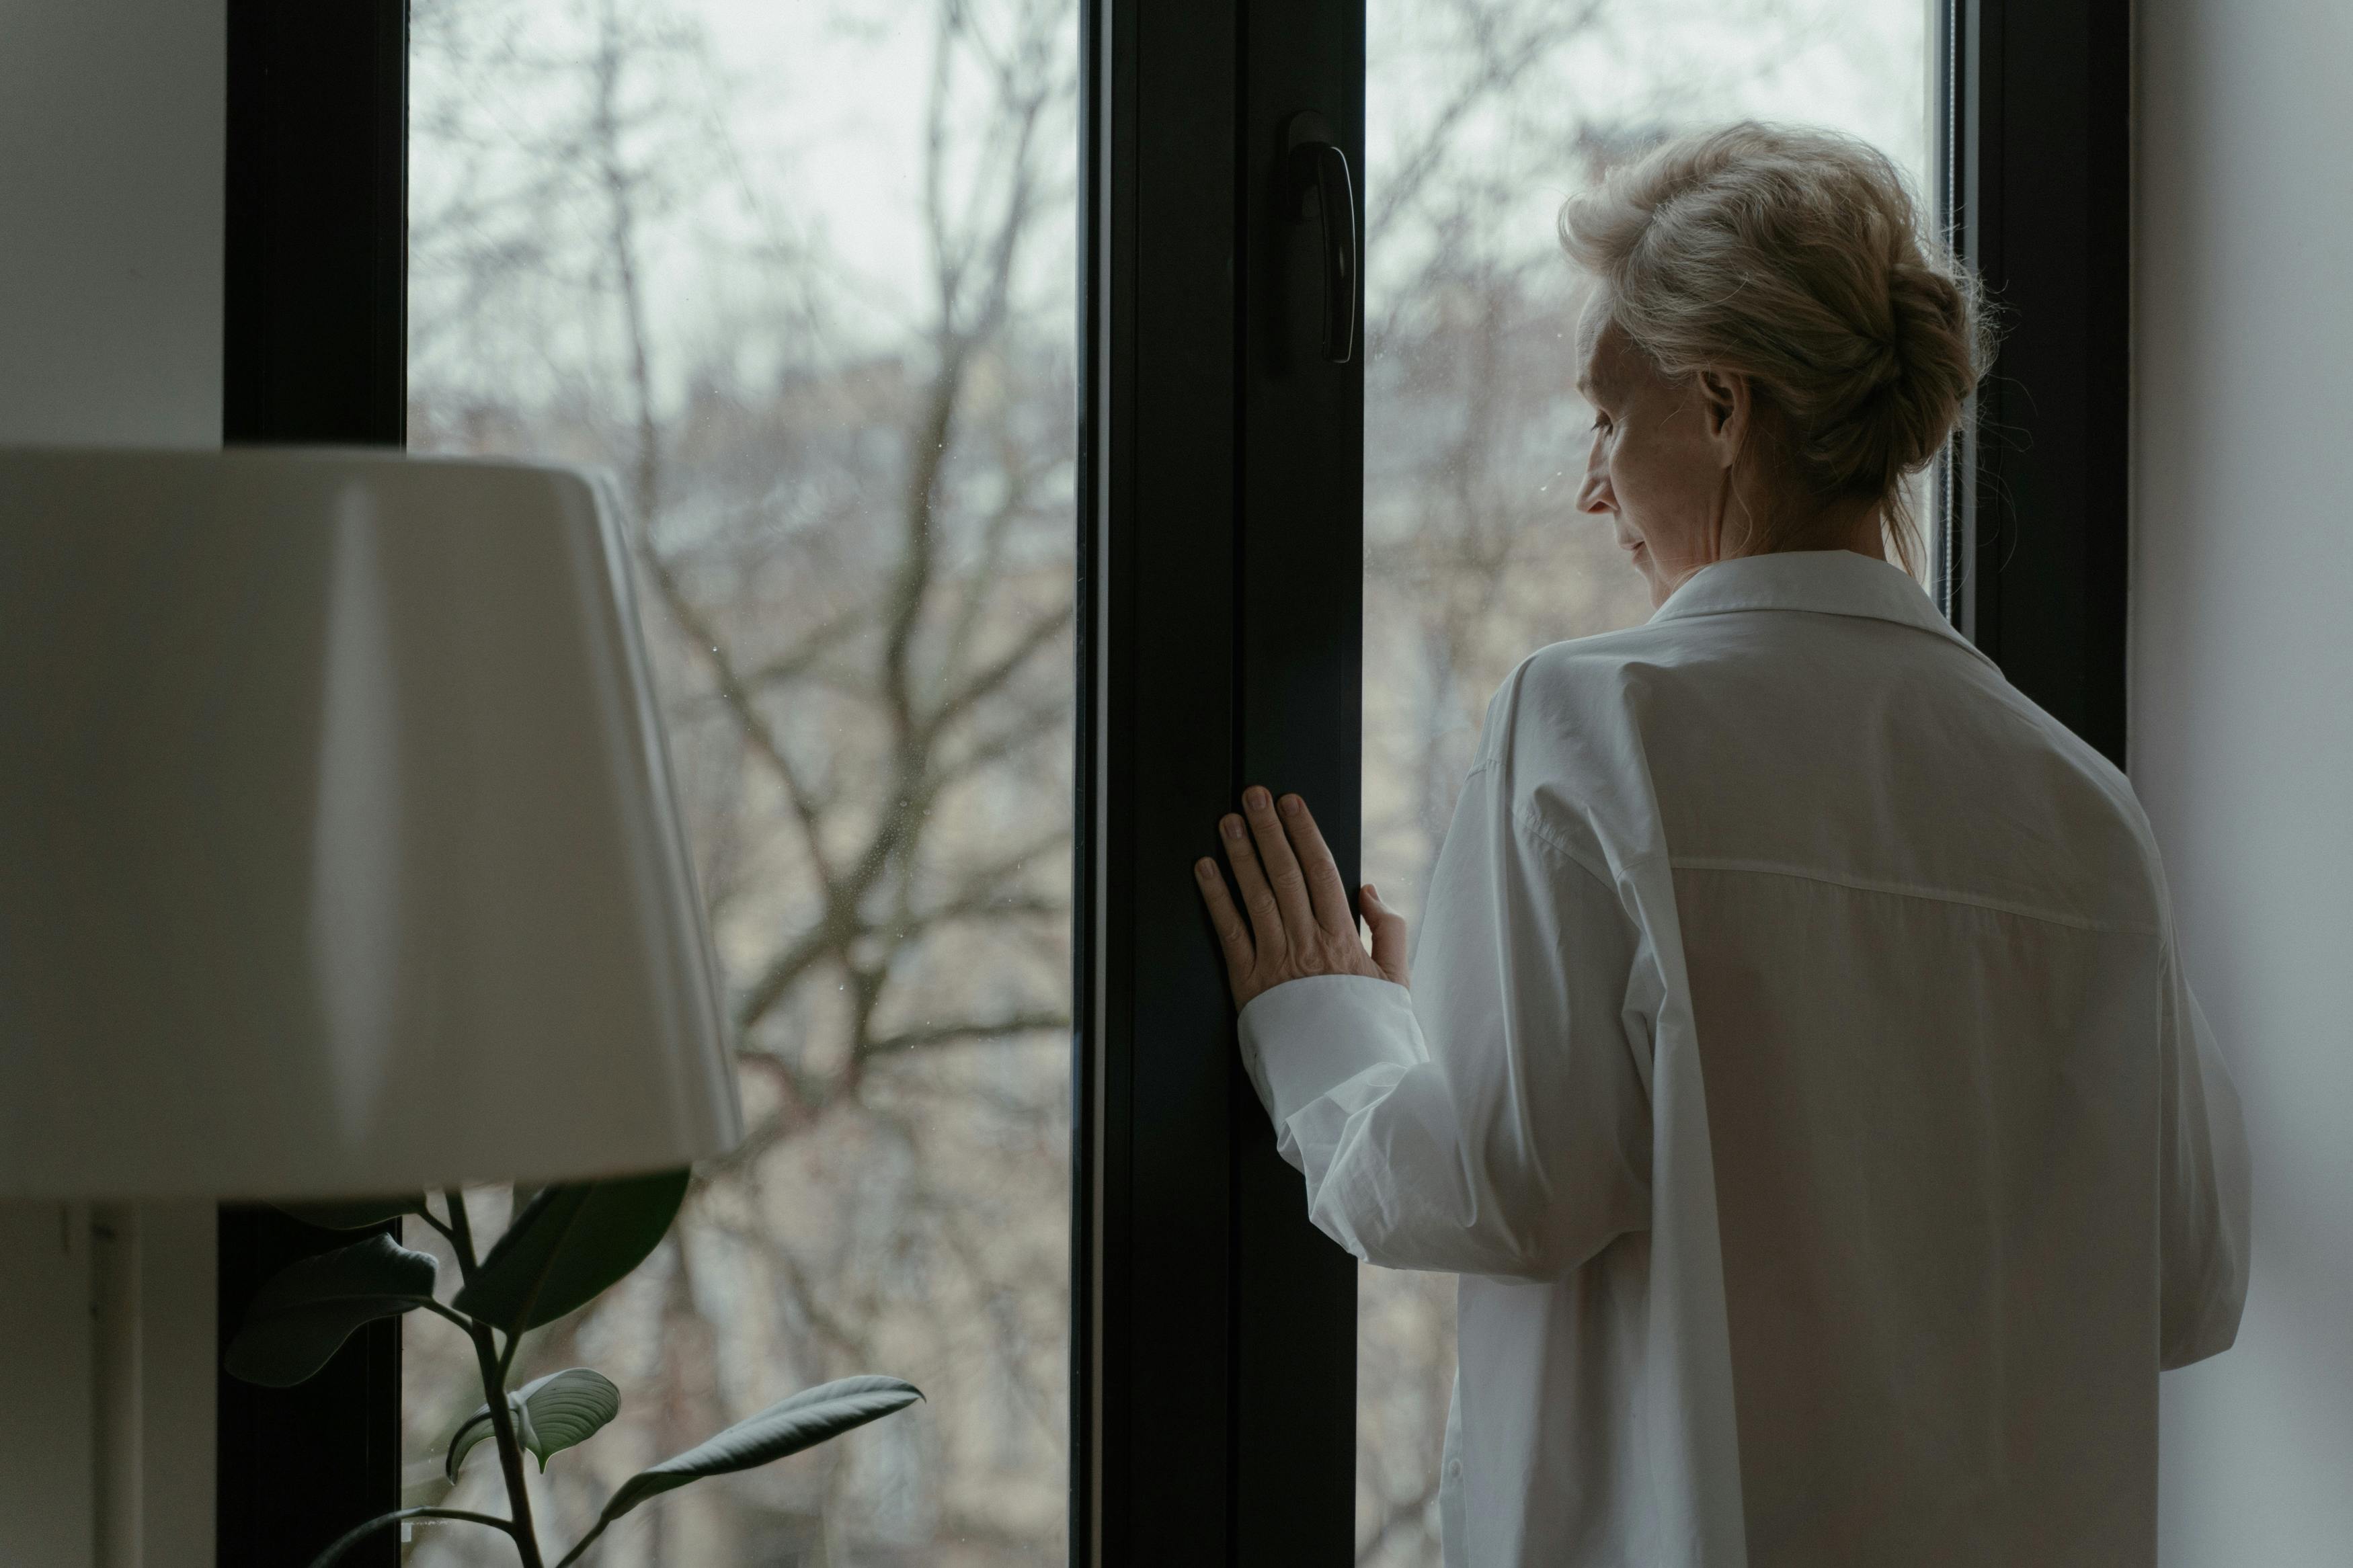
xmin=0 ymin=447 xmax=744 ymax=1200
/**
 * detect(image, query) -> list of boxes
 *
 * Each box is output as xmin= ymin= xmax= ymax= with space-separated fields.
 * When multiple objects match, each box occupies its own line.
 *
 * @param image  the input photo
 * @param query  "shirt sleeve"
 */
xmin=1236 ymin=759 xmax=1652 ymax=1282
xmin=2156 ymin=942 xmax=2252 ymax=1369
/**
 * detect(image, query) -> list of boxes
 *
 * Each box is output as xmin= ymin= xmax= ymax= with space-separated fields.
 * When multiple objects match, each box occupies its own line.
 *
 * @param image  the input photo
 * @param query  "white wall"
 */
xmin=0 ymin=3 xmax=227 ymax=1563
xmin=0 ymin=1206 xmax=95 ymax=1565
xmin=2136 ymin=1 xmax=2353 ymax=1561
xmin=0 ymin=1 xmax=224 ymax=446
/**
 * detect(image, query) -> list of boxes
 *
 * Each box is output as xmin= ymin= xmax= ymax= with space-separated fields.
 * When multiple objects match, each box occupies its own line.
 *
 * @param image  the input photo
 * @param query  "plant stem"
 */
xmin=548 ymin=1514 xmax=614 ymax=1568
xmin=468 ymin=1318 xmax=546 ymax=1568
xmin=448 ymin=1185 xmax=542 ymax=1565
xmin=305 ymin=1507 xmax=516 ymax=1568
xmin=498 ymin=1317 xmax=525 ymax=1386
xmin=419 ymin=1298 xmax=480 ymax=1333
xmin=444 ymin=1188 xmax=480 ymax=1286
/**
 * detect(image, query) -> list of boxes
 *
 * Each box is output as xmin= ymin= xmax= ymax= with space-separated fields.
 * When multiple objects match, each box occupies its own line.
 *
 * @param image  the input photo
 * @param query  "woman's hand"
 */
xmin=1193 ymin=786 xmax=1409 ymax=1010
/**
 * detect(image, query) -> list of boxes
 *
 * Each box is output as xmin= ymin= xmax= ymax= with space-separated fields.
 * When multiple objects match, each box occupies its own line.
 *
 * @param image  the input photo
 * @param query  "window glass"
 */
xmin=402 ymin=1 xmax=1076 ymax=1561
xmin=1358 ymin=4 xmax=1932 ymax=1559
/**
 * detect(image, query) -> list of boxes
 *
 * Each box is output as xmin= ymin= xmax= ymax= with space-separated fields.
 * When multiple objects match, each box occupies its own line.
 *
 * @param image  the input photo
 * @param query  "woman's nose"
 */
xmin=1577 ymin=467 xmax=1613 ymax=515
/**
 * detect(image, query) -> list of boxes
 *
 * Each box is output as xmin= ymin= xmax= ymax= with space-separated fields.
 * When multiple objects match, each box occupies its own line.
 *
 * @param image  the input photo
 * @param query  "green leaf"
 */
xmin=553 ymin=1378 xmax=920 ymax=1564
xmin=273 ymin=1196 xmax=428 ymax=1231
xmin=445 ymin=1392 xmax=532 ymax=1486
xmin=445 ymin=1368 xmax=621 ymax=1482
xmin=519 ymin=1366 xmax=621 ymax=1468
xmin=225 ymin=1233 xmax=438 ymax=1388
xmin=452 ymin=1168 xmax=689 ymax=1333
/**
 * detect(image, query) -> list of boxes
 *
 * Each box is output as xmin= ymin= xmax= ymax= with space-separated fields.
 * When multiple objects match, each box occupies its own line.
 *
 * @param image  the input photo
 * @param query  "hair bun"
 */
xmin=1878 ymin=255 xmax=1983 ymax=472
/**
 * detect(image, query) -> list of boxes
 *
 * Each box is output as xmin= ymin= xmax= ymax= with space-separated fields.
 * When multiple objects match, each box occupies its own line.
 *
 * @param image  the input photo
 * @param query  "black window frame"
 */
xmin=1073 ymin=2 xmax=1365 ymax=1561
xmin=215 ymin=1 xmax=2129 ymax=1562
xmin=216 ymin=5 xmax=407 ymax=1567
xmin=1940 ymin=0 xmax=2132 ymax=766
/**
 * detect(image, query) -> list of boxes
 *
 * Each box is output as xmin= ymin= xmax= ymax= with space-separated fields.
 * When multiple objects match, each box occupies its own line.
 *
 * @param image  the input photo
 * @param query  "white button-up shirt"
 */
xmin=1239 ymin=551 xmax=2251 ymax=1567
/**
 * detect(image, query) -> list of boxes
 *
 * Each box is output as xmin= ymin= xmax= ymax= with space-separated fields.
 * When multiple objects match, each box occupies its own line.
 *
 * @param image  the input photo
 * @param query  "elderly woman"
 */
xmin=1195 ymin=124 xmax=2250 ymax=1568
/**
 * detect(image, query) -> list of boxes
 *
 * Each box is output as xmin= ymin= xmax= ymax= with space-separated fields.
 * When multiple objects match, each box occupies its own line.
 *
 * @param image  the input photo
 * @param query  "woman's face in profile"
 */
xmin=1574 ymin=307 xmax=1744 ymax=608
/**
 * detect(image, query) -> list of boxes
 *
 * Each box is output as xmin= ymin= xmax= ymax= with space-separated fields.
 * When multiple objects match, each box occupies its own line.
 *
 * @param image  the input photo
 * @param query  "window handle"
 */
xmin=1286 ymin=113 xmax=1358 ymax=364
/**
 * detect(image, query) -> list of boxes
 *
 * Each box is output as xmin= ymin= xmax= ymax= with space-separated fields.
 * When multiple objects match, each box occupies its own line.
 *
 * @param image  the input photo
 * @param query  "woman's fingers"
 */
xmin=1275 ymin=793 xmax=1355 ymax=936
xmin=1219 ymin=811 xmax=1289 ymax=967
xmin=1209 ymin=789 xmax=1404 ymax=999
xmin=1195 ymin=858 xmax=1254 ymax=986
xmin=1363 ymin=882 xmax=1410 ymax=987
xmin=1241 ymin=786 xmax=1318 ymax=939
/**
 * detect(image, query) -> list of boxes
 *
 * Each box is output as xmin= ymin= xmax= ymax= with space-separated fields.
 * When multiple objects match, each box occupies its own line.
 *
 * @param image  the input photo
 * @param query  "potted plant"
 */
xmin=229 ymin=1169 xmax=920 ymax=1567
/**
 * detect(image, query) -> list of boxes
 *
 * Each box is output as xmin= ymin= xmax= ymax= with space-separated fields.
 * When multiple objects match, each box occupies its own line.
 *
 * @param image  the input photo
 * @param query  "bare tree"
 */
xmin=405 ymin=0 xmax=1075 ymax=1560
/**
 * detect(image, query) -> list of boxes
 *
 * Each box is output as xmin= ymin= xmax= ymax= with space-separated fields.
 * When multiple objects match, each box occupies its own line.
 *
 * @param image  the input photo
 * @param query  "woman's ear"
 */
xmin=1696 ymin=367 xmax=1749 ymax=468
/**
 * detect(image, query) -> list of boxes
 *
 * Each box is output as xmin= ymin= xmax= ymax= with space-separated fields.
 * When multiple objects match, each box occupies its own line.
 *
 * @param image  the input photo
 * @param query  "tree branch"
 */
xmin=857 ymin=1011 xmax=1071 ymax=1060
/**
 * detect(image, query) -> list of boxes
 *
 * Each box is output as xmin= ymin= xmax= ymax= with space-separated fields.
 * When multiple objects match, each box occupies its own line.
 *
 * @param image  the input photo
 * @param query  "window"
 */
xmin=218 ymin=3 xmax=2128 ymax=1563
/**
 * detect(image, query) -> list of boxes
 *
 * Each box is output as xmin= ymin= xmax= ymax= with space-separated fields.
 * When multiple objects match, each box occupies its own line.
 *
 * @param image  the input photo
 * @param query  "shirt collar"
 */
xmin=1648 ymin=550 xmax=1995 ymax=669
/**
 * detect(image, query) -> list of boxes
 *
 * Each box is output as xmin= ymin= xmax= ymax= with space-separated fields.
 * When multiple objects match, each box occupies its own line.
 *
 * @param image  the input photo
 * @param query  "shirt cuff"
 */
xmin=1237 ymin=974 xmax=1426 ymax=1128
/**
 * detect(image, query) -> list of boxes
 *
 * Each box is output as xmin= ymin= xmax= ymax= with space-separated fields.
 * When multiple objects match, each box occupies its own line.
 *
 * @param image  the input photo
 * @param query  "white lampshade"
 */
xmin=0 ymin=448 xmax=743 ymax=1200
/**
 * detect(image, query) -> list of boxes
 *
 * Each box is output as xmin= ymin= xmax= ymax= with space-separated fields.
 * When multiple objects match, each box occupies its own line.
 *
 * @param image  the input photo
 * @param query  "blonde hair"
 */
xmin=1557 ymin=122 xmax=1991 ymax=573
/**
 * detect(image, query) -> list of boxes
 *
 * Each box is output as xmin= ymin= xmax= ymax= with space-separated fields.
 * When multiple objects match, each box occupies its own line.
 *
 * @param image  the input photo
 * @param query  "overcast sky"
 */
xmin=675 ymin=0 xmax=1927 ymax=304
xmin=413 ymin=0 xmax=1929 ymax=393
